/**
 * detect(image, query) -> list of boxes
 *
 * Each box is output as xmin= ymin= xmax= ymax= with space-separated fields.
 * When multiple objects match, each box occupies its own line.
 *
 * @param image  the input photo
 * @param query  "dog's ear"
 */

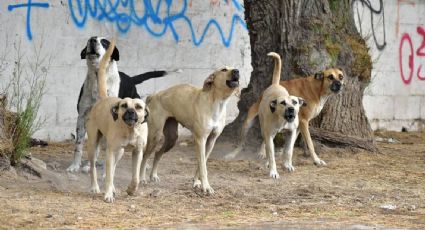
xmin=80 ymin=46 xmax=87 ymax=59
xmin=110 ymin=103 xmax=119 ymax=121
xmin=202 ymin=74 xmax=215 ymax=91
xmin=298 ymin=97 xmax=307 ymax=107
xmin=144 ymin=106 xmax=150 ymax=119
xmin=111 ymin=46 xmax=119 ymax=61
xmin=314 ymin=71 xmax=324 ymax=80
xmin=269 ymin=99 xmax=277 ymax=113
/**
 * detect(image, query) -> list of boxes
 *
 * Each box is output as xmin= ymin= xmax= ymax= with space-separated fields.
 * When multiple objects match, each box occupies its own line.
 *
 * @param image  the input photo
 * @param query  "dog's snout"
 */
xmin=284 ymin=107 xmax=296 ymax=122
xmin=331 ymin=81 xmax=342 ymax=93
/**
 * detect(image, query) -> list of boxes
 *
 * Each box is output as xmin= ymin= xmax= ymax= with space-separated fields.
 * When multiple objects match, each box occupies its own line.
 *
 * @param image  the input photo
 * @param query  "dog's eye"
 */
xmin=121 ymin=103 xmax=128 ymax=109
xmin=339 ymin=74 xmax=344 ymax=80
xmin=328 ymin=74 xmax=335 ymax=80
xmin=292 ymin=99 xmax=297 ymax=105
xmin=135 ymin=104 xmax=142 ymax=110
xmin=221 ymin=68 xmax=228 ymax=72
xmin=280 ymin=100 xmax=287 ymax=106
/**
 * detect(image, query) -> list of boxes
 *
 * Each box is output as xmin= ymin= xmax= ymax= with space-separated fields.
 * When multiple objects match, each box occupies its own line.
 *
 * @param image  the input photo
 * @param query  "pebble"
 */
xmin=380 ymin=204 xmax=396 ymax=210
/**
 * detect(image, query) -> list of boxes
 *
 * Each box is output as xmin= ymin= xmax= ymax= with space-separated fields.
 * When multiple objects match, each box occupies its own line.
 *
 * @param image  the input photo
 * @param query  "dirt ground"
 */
xmin=0 ymin=131 xmax=424 ymax=229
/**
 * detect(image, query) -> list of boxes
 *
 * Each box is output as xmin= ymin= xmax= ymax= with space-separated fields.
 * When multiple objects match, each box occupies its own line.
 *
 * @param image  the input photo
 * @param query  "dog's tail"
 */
xmin=98 ymin=39 xmax=116 ymax=99
xmin=130 ymin=69 xmax=183 ymax=85
xmin=267 ymin=52 xmax=282 ymax=85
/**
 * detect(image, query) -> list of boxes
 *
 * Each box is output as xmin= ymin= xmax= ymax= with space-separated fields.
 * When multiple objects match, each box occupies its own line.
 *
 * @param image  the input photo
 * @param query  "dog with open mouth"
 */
xmin=67 ymin=36 xmax=177 ymax=173
xmin=140 ymin=66 xmax=240 ymax=195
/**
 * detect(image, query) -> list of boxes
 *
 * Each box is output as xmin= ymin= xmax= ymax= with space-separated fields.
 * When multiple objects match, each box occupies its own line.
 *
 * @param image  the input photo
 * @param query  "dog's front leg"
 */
xmin=193 ymin=131 xmax=219 ymax=182
xmin=127 ymin=147 xmax=143 ymax=196
xmin=193 ymin=136 xmax=214 ymax=195
xmin=104 ymin=147 xmax=116 ymax=203
xmin=283 ymin=129 xmax=299 ymax=172
xmin=264 ymin=134 xmax=279 ymax=179
xmin=67 ymin=114 xmax=87 ymax=172
xmin=300 ymin=120 xmax=326 ymax=166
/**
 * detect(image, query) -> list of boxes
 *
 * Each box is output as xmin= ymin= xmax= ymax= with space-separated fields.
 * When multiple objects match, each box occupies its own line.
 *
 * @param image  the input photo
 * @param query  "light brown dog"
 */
xmin=253 ymin=52 xmax=305 ymax=178
xmin=139 ymin=66 xmax=240 ymax=195
xmin=227 ymin=61 xmax=344 ymax=169
xmin=86 ymin=40 xmax=149 ymax=202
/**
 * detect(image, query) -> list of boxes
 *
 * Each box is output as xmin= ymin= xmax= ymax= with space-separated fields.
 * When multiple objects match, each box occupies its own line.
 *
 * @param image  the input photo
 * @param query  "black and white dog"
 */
xmin=67 ymin=36 xmax=175 ymax=172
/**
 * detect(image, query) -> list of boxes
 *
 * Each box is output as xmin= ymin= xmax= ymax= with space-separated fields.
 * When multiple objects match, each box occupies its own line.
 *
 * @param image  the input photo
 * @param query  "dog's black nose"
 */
xmin=331 ymin=81 xmax=342 ymax=92
xmin=284 ymin=107 xmax=296 ymax=122
xmin=231 ymin=69 xmax=240 ymax=81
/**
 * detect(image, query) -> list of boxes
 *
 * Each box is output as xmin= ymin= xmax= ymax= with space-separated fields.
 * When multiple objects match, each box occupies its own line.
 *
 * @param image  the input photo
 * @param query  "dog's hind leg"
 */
xmin=140 ymin=127 xmax=162 ymax=184
xmin=225 ymin=101 xmax=260 ymax=160
xmin=88 ymin=130 xmax=101 ymax=194
xmin=150 ymin=118 xmax=178 ymax=183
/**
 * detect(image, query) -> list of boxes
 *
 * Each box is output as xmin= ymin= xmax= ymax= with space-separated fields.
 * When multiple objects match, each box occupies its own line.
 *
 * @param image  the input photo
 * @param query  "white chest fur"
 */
xmin=312 ymin=95 xmax=330 ymax=118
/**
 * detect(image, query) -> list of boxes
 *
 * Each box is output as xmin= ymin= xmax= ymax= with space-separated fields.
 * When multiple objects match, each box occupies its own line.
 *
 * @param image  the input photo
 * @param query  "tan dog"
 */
xmin=255 ymin=52 xmax=305 ymax=178
xmin=140 ymin=66 xmax=240 ymax=195
xmin=227 ymin=61 xmax=344 ymax=168
xmin=86 ymin=40 xmax=149 ymax=202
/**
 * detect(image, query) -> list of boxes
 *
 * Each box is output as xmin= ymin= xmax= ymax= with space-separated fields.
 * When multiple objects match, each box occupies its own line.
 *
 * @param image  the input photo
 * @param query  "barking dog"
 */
xmin=255 ymin=52 xmax=305 ymax=178
xmin=227 ymin=62 xmax=344 ymax=169
xmin=87 ymin=40 xmax=148 ymax=203
xmin=67 ymin=36 xmax=172 ymax=172
xmin=140 ymin=66 xmax=240 ymax=195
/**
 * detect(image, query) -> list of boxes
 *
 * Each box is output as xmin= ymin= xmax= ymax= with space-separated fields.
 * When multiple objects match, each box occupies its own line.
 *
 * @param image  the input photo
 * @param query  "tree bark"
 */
xmin=222 ymin=0 xmax=375 ymax=149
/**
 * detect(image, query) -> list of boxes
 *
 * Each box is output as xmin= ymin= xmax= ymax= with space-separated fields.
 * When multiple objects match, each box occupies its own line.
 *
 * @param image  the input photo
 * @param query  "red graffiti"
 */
xmin=399 ymin=26 xmax=425 ymax=85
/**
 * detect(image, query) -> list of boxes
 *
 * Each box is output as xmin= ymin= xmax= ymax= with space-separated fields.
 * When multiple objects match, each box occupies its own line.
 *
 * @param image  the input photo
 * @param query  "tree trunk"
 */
xmin=222 ymin=0 xmax=375 ymax=149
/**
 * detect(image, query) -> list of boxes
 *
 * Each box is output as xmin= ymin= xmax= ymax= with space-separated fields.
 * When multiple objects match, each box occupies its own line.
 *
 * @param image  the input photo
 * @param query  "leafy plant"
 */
xmin=1 ymin=38 xmax=50 ymax=165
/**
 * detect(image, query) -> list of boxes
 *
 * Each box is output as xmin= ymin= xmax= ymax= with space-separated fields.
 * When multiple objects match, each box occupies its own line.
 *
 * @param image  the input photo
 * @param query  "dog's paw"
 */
xmin=192 ymin=179 xmax=202 ymax=188
xmin=257 ymin=149 xmax=266 ymax=159
xmin=150 ymin=175 xmax=160 ymax=183
xmin=313 ymin=158 xmax=327 ymax=166
xmin=126 ymin=183 xmax=139 ymax=196
xmin=90 ymin=185 xmax=100 ymax=194
xmin=66 ymin=163 xmax=80 ymax=173
xmin=269 ymin=170 xmax=280 ymax=179
xmin=203 ymin=185 xmax=215 ymax=195
xmin=104 ymin=191 xmax=115 ymax=203
xmin=284 ymin=162 xmax=295 ymax=172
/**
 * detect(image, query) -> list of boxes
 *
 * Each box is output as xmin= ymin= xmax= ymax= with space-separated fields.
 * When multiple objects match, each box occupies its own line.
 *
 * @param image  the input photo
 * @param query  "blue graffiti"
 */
xmin=68 ymin=0 xmax=247 ymax=47
xmin=7 ymin=0 xmax=50 ymax=40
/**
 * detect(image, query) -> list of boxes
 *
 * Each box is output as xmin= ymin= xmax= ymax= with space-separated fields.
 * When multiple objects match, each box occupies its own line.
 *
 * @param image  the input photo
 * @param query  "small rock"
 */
xmin=46 ymin=161 xmax=61 ymax=171
xmin=272 ymin=211 xmax=278 ymax=216
xmin=31 ymin=157 xmax=47 ymax=170
xmin=407 ymin=205 xmax=416 ymax=211
xmin=380 ymin=204 xmax=396 ymax=210
xmin=77 ymin=216 xmax=83 ymax=220
xmin=401 ymin=127 xmax=408 ymax=132
xmin=150 ymin=189 xmax=160 ymax=197
xmin=179 ymin=142 xmax=188 ymax=147
xmin=46 ymin=214 xmax=53 ymax=218
xmin=130 ymin=204 xmax=136 ymax=209
xmin=81 ymin=165 xmax=90 ymax=174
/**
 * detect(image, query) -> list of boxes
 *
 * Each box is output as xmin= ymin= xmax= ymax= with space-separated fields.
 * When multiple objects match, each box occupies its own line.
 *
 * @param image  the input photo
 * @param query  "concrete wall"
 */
xmin=355 ymin=0 xmax=425 ymax=131
xmin=1 ymin=0 xmax=423 ymax=141
xmin=0 ymin=0 xmax=251 ymax=141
